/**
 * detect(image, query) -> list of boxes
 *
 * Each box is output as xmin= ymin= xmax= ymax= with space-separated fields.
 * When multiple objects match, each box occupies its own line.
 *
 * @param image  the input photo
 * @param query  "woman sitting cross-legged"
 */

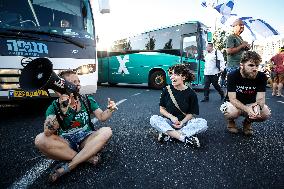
xmin=150 ymin=64 xmax=208 ymax=147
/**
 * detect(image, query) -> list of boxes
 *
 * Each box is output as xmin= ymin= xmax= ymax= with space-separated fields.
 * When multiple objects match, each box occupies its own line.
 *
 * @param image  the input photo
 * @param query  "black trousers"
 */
xmin=203 ymin=74 xmax=224 ymax=99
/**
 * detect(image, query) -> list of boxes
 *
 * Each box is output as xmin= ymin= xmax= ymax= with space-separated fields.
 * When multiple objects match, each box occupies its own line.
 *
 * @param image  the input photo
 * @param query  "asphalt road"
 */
xmin=0 ymin=85 xmax=283 ymax=189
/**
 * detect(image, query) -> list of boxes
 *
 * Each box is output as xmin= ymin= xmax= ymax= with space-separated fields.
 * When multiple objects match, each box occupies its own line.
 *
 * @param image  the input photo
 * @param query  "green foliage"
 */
xmin=145 ymin=36 xmax=156 ymax=50
xmin=112 ymin=39 xmax=132 ymax=51
xmin=163 ymin=39 xmax=173 ymax=49
xmin=213 ymin=27 xmax=230 ymax=61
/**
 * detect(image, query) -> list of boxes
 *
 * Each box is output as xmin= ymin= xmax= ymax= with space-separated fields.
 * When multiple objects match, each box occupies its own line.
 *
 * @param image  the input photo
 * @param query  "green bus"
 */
xmin=98 ymin=21 xmax=212 ymax=89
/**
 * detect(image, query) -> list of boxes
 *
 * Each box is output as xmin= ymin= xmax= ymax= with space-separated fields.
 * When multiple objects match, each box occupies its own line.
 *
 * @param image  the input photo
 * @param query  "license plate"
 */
xmin=9 ymin=89 xmax=49 ymax=98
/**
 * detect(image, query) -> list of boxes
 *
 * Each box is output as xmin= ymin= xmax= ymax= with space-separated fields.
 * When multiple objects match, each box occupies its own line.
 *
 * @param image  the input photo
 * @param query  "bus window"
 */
xmin=183 ymin=36 xmax=197 ymax=59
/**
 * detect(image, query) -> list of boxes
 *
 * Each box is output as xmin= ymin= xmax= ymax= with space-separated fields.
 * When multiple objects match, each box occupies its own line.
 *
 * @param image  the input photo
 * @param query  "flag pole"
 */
xmin=214 ymin=0 xmax=218 ymax=31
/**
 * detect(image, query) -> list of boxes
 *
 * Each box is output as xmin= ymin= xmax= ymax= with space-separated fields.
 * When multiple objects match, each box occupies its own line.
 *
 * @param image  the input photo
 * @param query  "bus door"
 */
xmin=181 ymin=34 xmax=200 ymax=84
xmin=97 ymin=51 xmax=110 ymax=83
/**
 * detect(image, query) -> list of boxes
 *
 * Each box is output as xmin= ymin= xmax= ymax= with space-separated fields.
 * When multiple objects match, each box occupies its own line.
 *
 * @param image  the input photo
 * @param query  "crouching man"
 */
xmin=220 ymin=51 xmax=271 ymax=136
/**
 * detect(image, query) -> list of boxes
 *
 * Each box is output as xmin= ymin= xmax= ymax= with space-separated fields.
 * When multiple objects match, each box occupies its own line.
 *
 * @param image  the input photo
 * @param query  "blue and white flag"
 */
xmin=201 ymin=0 xmax=235 ymax=24
xmin=240 ymin=17 xmax=279 ymax=40
xmin=214 ymin=0 xmax=235 ymax=24
xmin=201 ymin=1 xmax=208 ymax=7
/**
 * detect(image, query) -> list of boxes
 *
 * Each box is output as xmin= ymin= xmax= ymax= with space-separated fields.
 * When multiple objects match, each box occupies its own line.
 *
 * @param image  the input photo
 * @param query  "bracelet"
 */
xmin=107 ymin=107 xmax=115 ymax=112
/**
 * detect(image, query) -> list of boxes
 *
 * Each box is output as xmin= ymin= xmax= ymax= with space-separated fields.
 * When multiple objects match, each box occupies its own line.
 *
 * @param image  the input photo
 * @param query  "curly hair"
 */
xmin=240 ymin=51 xmax=262 ymax=65
xmin=58 ymin=70 xmax=77 ymax=79
xmin=168 ymin=63 xmax=195 ymax=83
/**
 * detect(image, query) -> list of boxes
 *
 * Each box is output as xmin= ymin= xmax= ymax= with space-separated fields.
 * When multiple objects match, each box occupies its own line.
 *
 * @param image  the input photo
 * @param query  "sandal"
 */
xmin=49 ymin=162 xmax=70 ymax=183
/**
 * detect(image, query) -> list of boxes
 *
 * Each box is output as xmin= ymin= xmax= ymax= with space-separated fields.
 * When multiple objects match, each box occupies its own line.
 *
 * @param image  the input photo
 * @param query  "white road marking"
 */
xmin=277 ymin=100 xmax=284 ymax=104
xmin=115 ymin=99 xmax=127 ymax=106
xmin=9 ymin=159 xmax=53 ymax=189
xmin=131 ymin=93 xmax=141 ymax=96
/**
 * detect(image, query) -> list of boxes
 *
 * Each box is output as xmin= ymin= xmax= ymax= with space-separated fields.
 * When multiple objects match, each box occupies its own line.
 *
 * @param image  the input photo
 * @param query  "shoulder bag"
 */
xmin=166 ymin=85 xmax=186 ymax=116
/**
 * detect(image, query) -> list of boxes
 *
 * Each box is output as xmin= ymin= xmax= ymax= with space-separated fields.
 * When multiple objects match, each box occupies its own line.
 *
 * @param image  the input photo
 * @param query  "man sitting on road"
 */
xmin=150 ymin=64 xmax=208 ymax=147
xmin=220 ymin=51 xmax=271 ymax=136
xmin=34 ymin=70 xmax=117 ymax=182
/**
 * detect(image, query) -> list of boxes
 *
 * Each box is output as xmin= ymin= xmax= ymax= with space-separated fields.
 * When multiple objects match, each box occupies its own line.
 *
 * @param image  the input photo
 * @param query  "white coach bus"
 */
xmin=0 ymin=0 xmax=108 ymax=101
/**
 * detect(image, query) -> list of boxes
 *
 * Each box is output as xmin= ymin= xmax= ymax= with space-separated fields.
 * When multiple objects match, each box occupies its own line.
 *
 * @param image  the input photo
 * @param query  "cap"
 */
xmin=231 ymin=19 xmax=244 ymax=27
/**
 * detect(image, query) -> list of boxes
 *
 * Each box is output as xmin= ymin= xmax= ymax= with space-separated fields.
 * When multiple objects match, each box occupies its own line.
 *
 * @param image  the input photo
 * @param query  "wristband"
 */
xmin=107 ymin=107 xmax=115 ymax=112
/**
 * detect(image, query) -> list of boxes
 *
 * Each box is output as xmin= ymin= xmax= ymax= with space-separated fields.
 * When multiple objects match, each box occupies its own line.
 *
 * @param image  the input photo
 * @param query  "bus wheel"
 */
xmin=108 ymin=82 xmax=117 ymax=86
xmin=149 ymin=71 xmax=166 ymax=89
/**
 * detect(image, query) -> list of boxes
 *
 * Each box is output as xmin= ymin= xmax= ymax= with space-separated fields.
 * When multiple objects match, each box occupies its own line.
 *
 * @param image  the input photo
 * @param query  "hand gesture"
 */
xmin=170 ymin=116 xmax=183 ymax=128
xmin=242 ymin=41 xmax=251 ymax=50
xmin=107 ymin=98 xmax=117 ymax=112
xmin=172 ymin=121 xmax=184 ymax=129
xmin=247 ymin=104 xmax=261 ymax=119
xmin=170 ymin=116 xmax=179 ymax=124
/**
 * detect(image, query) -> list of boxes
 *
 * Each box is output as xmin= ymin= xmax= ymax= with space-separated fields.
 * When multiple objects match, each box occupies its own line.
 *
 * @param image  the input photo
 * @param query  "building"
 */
xmin=253 ymin=34 xmax=284 ymax=63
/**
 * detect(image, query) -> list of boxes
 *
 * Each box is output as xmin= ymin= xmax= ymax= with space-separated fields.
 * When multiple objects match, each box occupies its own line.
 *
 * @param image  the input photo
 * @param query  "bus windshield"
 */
xmin=0 ymin=0 xmax=95 ymax=42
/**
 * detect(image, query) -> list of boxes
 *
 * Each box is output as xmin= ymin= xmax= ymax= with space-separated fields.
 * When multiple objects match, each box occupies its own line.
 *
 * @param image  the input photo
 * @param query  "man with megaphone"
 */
xmin=34 ymin=70 xmax=117 ymax=183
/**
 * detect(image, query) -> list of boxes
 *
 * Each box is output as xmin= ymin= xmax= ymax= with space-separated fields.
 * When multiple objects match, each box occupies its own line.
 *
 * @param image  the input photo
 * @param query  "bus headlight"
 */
xmin=75 ymin=64 xmax=96 ymax=75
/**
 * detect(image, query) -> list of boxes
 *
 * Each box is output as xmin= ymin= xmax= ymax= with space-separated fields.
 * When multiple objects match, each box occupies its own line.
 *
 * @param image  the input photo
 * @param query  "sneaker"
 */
xmin=184 ymin=136 xmax=200 ymax=148
xmin=227 ymin=120 xmax=238 ymax=134
xmin=157 ymin=133 xmax=170 ymax=142
xmin=243 ymin=119 xmax=253 ymax=136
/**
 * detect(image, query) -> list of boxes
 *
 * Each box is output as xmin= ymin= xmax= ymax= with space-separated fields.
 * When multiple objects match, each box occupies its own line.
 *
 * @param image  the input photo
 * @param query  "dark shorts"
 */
xmin=272 ymin=72 xmax=284 ymax=83
xmin=61 ymin=130 xmax=93 ymax=152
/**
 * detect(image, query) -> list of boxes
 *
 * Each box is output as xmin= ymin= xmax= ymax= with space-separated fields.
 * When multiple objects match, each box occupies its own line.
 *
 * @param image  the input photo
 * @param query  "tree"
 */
xmin=213 ymin=28 xmax=230 ymax=61
xmin=111 ymin=39 xmax=132 ymax=51
xmin=145 ymin=36 xmax=156 ymax=50
xmin=163 ymin=39 xmax=173 ymax=49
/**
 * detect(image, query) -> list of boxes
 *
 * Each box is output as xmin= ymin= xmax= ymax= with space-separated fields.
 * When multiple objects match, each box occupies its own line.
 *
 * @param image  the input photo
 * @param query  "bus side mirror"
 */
xmin=99 ymin=0 xmax=110 ymax=14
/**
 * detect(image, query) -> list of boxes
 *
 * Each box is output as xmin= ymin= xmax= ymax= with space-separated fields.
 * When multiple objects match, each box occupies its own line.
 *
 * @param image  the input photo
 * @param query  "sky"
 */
xmin=92 ymin=0 xmax=284 ymax=49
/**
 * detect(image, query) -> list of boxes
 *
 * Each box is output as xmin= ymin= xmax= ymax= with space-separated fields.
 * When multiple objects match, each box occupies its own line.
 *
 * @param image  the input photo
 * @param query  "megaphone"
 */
xmin=19 ymin=58 xmax=78 ymax=97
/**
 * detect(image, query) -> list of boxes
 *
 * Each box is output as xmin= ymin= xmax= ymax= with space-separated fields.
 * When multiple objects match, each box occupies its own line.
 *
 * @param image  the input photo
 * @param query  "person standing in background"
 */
xmin=201 ymin=43 xmax=225 ymax=102
xmin=270 ymin=46 xmax=284 ymax=97
xmin=226 ymin=19 xmax=251 ymax=74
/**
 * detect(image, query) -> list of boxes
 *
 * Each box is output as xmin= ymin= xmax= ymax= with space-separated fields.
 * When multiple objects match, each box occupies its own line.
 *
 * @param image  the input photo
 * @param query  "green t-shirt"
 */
xmin=45 ymin=95 xmax=100 ymax=136
xmin=226 ymin=34 xmax=245 ymax=67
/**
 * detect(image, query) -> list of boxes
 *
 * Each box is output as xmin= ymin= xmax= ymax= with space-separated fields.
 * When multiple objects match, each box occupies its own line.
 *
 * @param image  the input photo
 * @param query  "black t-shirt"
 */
xmin=227 ymin=69 xmax=267 ymax=104
xmin=159 ymin=85 xmax=199 ymax=121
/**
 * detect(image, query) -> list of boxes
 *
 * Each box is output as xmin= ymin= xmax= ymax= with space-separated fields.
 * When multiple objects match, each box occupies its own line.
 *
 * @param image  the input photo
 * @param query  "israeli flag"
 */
xmin=201 ymin=0 xmax=235 ymax=24
xmin=201 ymin=1 xmax=207 ymax=7
xmin=240 ymin=17 xmax=279 ymax=40
xmin=214 ymin=0 xmax=235 ymax=24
